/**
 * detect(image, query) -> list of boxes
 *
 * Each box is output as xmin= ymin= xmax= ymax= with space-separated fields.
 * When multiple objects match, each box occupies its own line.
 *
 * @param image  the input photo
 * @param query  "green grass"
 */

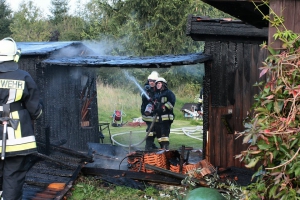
xmin=97 ymin=81 xmax=203 ymax=150
xmin=99 ymin=119 xmax=203 ymax=151
xmin=67 ymin=176 xmax=187 ymax=200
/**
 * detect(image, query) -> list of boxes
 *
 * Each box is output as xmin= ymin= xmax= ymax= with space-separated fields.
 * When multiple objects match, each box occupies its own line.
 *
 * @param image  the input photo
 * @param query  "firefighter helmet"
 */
xmin=148 ymin=71 xmax=159 ymax=80
xmin=155 ymin=77 xmax=167 ymax=84
xmin=0 ymin=37 xmax=17 ymax=63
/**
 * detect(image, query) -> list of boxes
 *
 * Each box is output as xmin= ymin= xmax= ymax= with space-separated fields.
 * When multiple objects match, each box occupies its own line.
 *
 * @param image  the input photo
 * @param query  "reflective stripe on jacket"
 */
xmin=0 ymin=65 xmax=42 ymax=157
xmin=154 ymin=88 xmax=176 ymax=121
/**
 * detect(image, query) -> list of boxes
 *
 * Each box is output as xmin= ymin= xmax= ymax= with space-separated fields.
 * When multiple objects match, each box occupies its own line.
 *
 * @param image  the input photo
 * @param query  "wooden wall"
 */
xmin=269 ymin=0 xmax=300 ymax=49
xmin=204 ymin=40 xmax=267 ymax=168
xmin=18 ymin=48 xmax=100 ymax=152
xmin=36 ymin=64 xmax=99 ymax=151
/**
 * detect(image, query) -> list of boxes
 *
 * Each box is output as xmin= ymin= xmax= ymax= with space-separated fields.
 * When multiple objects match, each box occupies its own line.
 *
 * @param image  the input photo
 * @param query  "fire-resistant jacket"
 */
xmin=141 ymin=82 xmax=156 ymax=122
xmin=0 ymin=61 xmax=42 ymax=157
xmin=154 ymin=88 xmax=176 ymax=122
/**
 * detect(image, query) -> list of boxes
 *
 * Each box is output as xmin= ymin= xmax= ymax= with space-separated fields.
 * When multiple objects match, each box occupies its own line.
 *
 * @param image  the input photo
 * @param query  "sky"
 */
xmin=8 ymin=0 xmax=90 ymax=16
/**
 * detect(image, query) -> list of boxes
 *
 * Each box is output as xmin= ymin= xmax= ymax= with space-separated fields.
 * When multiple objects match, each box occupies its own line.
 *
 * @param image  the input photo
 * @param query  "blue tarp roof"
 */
xmin=16 ymin=41 xmax=81 ymax=56
xmin=16 ymin=41 xmax=211 ymax=68
xmin=43 ymin=53 xmax=211 ymax=68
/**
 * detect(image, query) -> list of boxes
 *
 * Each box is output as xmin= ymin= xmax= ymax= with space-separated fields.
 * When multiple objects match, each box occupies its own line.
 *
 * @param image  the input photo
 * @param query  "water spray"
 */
xmin=123 ymin=70 xmax=150 ymax=99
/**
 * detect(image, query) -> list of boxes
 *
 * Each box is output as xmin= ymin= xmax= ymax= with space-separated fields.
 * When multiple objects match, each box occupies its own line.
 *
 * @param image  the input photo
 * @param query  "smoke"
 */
xmin=50 ymin=45 xmax=84 ymax=58
xmin=122 ymin=70 xmax=149 ymax=99
xmin=82 ymin=39 xmax=125 ymax=56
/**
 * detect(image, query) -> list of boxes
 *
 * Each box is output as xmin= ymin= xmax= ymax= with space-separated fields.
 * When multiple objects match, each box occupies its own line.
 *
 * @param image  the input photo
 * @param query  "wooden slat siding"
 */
xmin=214 ymin=41 xmax=223 ymax=167
xmin=251 ymin=44 xmax=260 ymax=102
xmin=220 ymin=42 xmax=228 ymax=106
xmin=204 ymin=41 xmax=213 ymax=162
xmin=211 ymin=41 xmax=221 ymax=107
xmin=226 ymin=42 xmax=236 ymax=167
xmin=269 ymin=1 xmax=300 ymax=49
xmin=206 ymin=41 xmax=216 ymax=164
xmin=204 ymin=63 xmax=211 ymax=161
xmin=219 ymin=42 xmax=228 ymax=167
xmin=234 ymin=43 xmax=244 ymax=167
xmin=240 ymin=44 xmax=252 ymax=166
xmin=295 ymin=2 xmax=300 ymax=33
xmin=203 ymin=41 xmax=211 ymax=161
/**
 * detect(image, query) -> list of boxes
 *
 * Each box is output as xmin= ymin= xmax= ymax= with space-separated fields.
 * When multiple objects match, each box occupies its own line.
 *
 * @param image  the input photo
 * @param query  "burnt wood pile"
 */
xmin=21 ymin=142 xmax=92 ymax=200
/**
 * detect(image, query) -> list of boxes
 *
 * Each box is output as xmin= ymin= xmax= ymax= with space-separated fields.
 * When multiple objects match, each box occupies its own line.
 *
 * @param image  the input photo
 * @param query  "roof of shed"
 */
xmin=186 ymin=16 xmax=268 ymax=41
xmin=202 ymin=0 xmax=269 ymax=28
xmin=16 ymin=41 xmax=211 ymax=68
xmin=17 ymin=41 xmax=82 ymax=56
xmin=42 ymin=53 xmax=212 ymax=68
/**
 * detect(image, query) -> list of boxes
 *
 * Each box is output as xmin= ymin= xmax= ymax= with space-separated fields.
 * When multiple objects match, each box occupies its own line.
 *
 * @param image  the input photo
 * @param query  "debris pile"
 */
xmin=127 ymin=150 xmax=215 ymax=180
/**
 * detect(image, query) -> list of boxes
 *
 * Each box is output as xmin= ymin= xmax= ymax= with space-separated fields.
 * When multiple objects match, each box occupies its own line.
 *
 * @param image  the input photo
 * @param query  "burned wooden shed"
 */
xmin=16 ymin=42 xmax=211 ymax=152
xmin=187 ymin=0 xmax=300 ymax=169
xmin=17 ymin=42 xmax=99 ymax=151
xmin=15 ymin=42 xmax=211 ymax=198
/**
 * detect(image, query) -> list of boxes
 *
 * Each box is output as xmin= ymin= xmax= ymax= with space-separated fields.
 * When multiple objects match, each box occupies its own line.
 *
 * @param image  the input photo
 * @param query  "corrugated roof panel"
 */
xmin=42 ymin=53 xmax=212 ymax=68
xmin=16 ymin=41 xmax=81 ymax=56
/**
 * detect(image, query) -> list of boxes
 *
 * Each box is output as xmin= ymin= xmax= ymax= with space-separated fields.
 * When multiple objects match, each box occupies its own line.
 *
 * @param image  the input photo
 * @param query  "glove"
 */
xmin=144 ymin=85 xmax=151 ymax=92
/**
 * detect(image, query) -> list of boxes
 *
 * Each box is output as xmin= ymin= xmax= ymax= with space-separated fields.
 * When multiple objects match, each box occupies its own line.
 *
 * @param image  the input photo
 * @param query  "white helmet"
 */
xmin=0 ymin=37 xmax=17 ymax=63
xmin=148 ymin=71 xmax=159 ymax=80
xmin=155 ymin=77 xmax=167 ymax=84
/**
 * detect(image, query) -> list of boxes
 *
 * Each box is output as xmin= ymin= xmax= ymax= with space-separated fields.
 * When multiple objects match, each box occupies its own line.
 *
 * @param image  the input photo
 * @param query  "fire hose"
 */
xmin=110 ymin=114 xmax=158 ymax=148
xmin=111 ymin=124 xmax=203 ymax=148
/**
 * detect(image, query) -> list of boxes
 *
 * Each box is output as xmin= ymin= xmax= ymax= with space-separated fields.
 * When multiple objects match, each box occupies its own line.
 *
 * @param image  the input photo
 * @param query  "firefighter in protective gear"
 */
xmin=141 ymin=71 xmax=159 ymax=150
xmin=153 ymin=77 xmax=175 ymax=150
xmin=0 ymin=37 xmax=43 ymax=200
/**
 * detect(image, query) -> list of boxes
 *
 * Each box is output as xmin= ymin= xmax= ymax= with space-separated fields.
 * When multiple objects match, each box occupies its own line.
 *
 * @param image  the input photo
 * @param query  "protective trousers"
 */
xmin=145 ymin=121 xmax=157 ymax=150
xmin=156 ymin=121 xmax=172 ymax=150
xmin=0 ymin=155 xmax=28 ymax=200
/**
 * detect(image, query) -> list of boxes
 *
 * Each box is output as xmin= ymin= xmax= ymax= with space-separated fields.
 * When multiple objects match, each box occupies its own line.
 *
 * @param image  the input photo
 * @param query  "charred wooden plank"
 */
xmin=37 ymin=141 xmax=92 ymax=162
xmin=81 ymin=167 xmax=182 ymax=185
xmin=144 ymin=164 xmax=208 ymax=187
xmin=34 ymin=153 xmax=79 ymax=168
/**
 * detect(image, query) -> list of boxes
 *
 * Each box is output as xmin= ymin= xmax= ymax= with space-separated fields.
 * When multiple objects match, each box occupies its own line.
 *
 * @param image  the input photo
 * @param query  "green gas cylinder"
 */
xmin=185 ymin=187 xmax=226 ymax=200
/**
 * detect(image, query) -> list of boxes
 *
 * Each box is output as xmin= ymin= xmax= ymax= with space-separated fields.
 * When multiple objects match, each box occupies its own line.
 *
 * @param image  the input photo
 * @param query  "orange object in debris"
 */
xmin=47 ymin=183 xmax=66 ymax=191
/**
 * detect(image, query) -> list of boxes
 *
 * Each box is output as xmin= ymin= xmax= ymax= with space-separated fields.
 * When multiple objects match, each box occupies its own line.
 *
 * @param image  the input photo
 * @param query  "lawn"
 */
xmin=99 ymin=119 xmax=203 ymax=151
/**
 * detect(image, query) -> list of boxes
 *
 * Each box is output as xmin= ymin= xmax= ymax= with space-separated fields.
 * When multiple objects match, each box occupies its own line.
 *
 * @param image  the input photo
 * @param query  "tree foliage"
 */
xmin=10 ymin=1 xmax=50 ymax=41
xmin=9 ymin=0 xmax=225 ymax=89
xmin=0 ymin=0 xmax=12 ymax=38
xmin=49 ymin=0 xmax=69 ymax=25
xmin=82 ymin=0 xmax=231 ymax=56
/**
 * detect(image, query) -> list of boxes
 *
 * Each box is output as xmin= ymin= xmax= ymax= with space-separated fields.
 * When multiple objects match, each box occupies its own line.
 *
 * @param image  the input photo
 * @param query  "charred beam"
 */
xmin=81 ymin=167 xmax=182 ymax=185
xmin=34 ymin=153 xmax=79 ymax=169
xmin=37 ymin=141 xmax=92 ymax=162
xmin=144 ymin=164 xmax=208 ymax=187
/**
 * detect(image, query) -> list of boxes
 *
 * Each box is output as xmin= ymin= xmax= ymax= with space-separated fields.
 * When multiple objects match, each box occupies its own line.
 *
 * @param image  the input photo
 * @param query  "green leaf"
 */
xmin=295 ymin=166 xmax=300 ymax=176
xmin=274 ymin=100 xmax=283 ymax=114
xmin=290 ymin=139 xmax=299 ymax=148
xmin=257 ymin=139 xmax=271 ymax=150
xmin=266 ymin=102 xmax=273 ymax=111
xmin=269 ymin=184 xmax=278 ymax=198
xmin=243 ymin=133 xmax=252 ymax=144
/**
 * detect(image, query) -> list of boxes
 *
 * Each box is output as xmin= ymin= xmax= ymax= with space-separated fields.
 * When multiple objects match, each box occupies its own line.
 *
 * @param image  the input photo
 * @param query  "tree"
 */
xmin=48 ymin=0 xmax=86 ymax=41
xmin=82 ymin=0 xmax=231 ymax=56
xmin=10 ymin=1 xmax=50 ymax=41
xmin=0 ymin=0 xmax=12 ymax=38
xmin=49 ymin=0 xmax=69 ymax=25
